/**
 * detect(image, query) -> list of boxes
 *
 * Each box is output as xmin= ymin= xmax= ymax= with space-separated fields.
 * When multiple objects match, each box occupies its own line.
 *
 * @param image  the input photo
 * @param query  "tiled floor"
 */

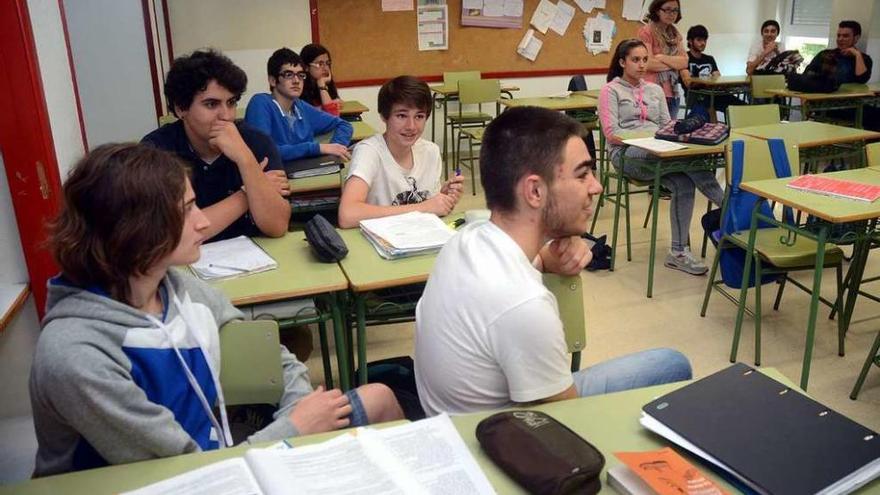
xmin=302 ymin=163 xmax=880 ymax=433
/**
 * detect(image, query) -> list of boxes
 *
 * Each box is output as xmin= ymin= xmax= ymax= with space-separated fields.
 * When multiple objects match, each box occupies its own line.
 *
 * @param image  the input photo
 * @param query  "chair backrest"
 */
xmin=443 ymin=70 xmax=481 ymax=86
xmin=725 ymin=135 xmax=796 ymax=184
xmin=750 ymin=74 xmax=786 ymax=99
xmin=219 ymin=319 xmax=283 ymax=406
xmin=568 ymin=75 xmax=588 ymax=92
xmin=727 ymin=104 xmax=780 ymax=129
xmin=458 ymin=78 xmax=501 ymax=105
xmin=867 ymin=142 xmax=880 ymax=167
xmin=543 ymin=274 xmax=586 ymax=355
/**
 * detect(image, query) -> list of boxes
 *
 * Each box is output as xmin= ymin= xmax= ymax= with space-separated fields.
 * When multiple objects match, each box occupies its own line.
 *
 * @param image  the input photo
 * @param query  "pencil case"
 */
xmin=476 ymin=410 xmax=605 ymax=495
xmin=304 ymin=214 xmax=348 ymax=262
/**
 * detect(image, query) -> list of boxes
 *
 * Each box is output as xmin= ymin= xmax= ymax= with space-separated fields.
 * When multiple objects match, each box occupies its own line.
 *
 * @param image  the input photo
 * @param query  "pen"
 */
xmin=455 ymin=167 xmax=461 ymax=176
xmin=208 ymin=263 xmax=249 ymax=273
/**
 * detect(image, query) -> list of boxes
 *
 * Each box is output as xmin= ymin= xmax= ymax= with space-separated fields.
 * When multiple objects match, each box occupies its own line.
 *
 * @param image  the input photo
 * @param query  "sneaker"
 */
xmin=664 ymin=248 xmax=708 ymax=275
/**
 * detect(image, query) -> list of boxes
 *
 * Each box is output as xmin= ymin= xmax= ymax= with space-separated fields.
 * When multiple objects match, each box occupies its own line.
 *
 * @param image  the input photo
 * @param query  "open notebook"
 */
xmin=190 ymin=236 xmax=277 ymax=281
xmin=122 ymin=414 xmax=495 ymax=495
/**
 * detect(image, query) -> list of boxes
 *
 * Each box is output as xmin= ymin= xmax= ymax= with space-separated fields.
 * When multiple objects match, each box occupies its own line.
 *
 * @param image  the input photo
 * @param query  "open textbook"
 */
xmin=123 ymin=414 xmax=495 ymax=495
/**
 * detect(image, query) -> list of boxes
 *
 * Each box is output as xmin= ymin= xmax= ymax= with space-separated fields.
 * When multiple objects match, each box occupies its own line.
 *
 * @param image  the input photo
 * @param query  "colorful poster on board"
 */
xmin=417 ymin=1 xmax=448 ymax=50
xmin=461 ymin=0 xmax=523 ymax=29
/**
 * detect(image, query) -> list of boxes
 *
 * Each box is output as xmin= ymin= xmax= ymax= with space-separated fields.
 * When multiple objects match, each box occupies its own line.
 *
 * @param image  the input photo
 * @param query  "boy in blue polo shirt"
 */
xmin=245 ymin=48 xmax=353 ymax=162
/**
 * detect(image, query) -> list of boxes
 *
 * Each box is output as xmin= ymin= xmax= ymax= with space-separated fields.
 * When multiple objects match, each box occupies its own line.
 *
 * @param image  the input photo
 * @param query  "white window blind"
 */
xmin=790 ymin=0 xmax=832 ymax=26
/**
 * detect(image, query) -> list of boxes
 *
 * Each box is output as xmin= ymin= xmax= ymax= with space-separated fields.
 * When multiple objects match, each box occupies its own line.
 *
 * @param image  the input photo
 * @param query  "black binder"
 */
xmin=283 ymin=154 xmax=343 ymax=179
xmin=642 ymin=363 xmax=880 ymax=495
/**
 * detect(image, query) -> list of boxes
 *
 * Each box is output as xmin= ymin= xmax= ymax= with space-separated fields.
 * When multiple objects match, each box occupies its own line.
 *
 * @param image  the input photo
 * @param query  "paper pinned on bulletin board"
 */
xmin=549 ymin=1 xmax=575 ymax=36
xmin=574 ymin=0 xmax=606 ymax=13
xmin=583 ymin=12 xmax=615 ymax=54
xmin=461 ymin=0 xmax=524 ymax=29
xmin=516 ymin=28 xmax=543 ymax=61
xmin=529 ymin=0 xmax=557 ymax=34
xmin=622 ymin=0 xmax=645 ymax=20
xmin=382 ymin=0 xmax=413 ymax=11
xmin=417 ymin=1 xmax=449 ymax=51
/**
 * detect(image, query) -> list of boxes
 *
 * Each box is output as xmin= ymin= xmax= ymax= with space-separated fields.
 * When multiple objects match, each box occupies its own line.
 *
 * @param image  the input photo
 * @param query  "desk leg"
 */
xmin=856 ymin=103 xmax=864 ymax=129
xmin=731 ymin=202 xmax=761 ymax=363
xmin=330 ymin=292 xmax=351 ymax=391
xmin=851 ymin=329 xmax=880 ymax=399
xmin=646 ymin=165 xmax=662 ymax=298
xmin=356 ymin=294 xmax=368 ymax=385
xmin=840 ymin=221 xmax=876 ymax=351
xmin=708 ymin=93 xmax=717 ymax=123
xmin=800 ymin=224 xmax=828 ymax=390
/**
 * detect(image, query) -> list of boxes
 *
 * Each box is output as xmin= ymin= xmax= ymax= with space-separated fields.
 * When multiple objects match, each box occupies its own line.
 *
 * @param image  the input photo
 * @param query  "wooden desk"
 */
xmin=339 ymin=100 xmax=369 ymax=121
xmin=739 ymin=169 xmax=880 ymax=389
xmin=767 ymin=84 xmax=875 ymax=128
xmin=497 ymin=94 xmax=597 ymax=112
xmin=206 ymin=234 xmax=353 ymax=390
xmin=15 ymin=369 xmax=872 ymax=495
xmin=573 ymin=88 xmax=601 ymax=99
xmin=289 ymin=171 xmax=343 ymax=194
xmin=733 ymin=121 xmax=880 ymax=172
xmin=684 ymin=75 xmax=751 ymax=122
xmin=614 ymin=132 xmax=726 ymax=298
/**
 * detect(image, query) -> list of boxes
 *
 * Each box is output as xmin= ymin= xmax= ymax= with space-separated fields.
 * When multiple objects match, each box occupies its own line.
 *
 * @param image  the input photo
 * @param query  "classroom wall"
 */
xmin=63 ymin=0 xmax=158 ymax=146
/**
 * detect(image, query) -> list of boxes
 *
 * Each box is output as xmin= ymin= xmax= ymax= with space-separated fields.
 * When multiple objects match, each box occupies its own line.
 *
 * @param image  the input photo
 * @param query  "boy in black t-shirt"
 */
xmin=681 ymin=25 xmax=742 ymax=117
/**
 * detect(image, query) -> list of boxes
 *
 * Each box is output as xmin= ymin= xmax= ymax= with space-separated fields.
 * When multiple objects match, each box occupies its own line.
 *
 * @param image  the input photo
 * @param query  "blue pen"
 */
xmin=455 ymin=167 xmax=461 ymax=176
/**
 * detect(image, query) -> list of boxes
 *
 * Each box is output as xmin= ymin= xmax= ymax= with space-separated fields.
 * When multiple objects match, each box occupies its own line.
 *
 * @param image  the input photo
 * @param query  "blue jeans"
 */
xmin=572 ymin=348 xmax=692 ymax=396
xmin=667 ymin=97 xmax=680 ymax=120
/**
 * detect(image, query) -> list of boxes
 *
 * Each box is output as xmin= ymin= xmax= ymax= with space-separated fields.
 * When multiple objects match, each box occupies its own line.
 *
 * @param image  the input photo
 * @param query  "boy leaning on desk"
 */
xmin=28 ymin=143 xmax=403 ymax=477
xmin=337 ymin=75 xmax=465 ymax=228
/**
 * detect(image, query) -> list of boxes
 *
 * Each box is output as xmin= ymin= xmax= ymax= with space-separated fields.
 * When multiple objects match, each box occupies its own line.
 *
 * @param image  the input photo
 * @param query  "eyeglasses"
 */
xmin=659 ymin=7 xmax=680 ymax=14
xmin=309 ymin=61 xmax=332 ymax=69
xmin=278 ymin=70 xmax=307 ymax=81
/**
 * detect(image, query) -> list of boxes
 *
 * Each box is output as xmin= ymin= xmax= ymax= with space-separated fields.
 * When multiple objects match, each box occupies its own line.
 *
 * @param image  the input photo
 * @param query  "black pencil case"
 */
xmin=304 ymin=214 xmax=348 ymax=262
xmin=476 ymin=410 xmax=605 ymax=495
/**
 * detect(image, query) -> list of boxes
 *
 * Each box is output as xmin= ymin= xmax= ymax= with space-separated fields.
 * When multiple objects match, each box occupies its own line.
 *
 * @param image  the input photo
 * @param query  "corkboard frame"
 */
xmin=311 ymin=0 xmax=643 ymax=87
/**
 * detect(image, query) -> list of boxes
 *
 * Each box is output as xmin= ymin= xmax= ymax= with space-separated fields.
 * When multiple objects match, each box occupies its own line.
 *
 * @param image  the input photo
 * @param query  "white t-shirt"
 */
xmin=414 ymin=221 xmax=573 ymax=417
xmin=748 ymin=38 xmax=779 ymax=66
xmin=347 ymin=134 xmax=442 ymax=206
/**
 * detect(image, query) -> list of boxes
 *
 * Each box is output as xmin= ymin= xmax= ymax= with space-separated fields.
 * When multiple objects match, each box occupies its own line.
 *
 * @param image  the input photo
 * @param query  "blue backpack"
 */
xmin=718 ymin=139 xmax=794 ymax=288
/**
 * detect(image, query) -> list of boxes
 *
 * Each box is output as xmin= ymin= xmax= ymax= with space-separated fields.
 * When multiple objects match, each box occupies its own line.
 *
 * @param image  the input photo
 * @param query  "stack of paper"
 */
xmin=583 ymin=13 xmax=615 ymax=54
xmin=190 ymin=236 xmax=278 ymax=281
xmin=359 ymin=212 xmax=455 ymax=259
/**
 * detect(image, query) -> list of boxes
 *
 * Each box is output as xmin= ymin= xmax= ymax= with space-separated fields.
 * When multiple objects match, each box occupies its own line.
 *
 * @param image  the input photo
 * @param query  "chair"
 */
xmin=867 ymin=141 xmax=880 ymax=167
xmin=700 ymin=138 xmax=844 ymax=375
xmin=566 ymin=75 xmax=598 ymax=162
xmin=727 ymin=104 xmax=781 ymax=129
xmin=750 ymin=74 xmax=786 ymax=101
xmin=440 ymin=71 xmax=482 ymax=170
xmin=452 ymin=79 xmax=500 ymax=194
xmin=544 ymin=274 xmax=586 ymax=372
xmin=219 ymin=320 xmax=283 ymax=406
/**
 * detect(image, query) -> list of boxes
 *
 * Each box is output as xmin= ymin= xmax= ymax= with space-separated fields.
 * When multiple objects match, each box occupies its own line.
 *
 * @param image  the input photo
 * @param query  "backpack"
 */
xmin=754 ymin=50 xmax=804 ymax=75
xmin=786 ymin=72 xmax=840 ymax=94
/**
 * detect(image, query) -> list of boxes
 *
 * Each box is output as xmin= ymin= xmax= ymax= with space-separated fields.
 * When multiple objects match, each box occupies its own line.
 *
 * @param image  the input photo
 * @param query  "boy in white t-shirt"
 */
xmin=338 ymin=76 xmax=464 ymax=228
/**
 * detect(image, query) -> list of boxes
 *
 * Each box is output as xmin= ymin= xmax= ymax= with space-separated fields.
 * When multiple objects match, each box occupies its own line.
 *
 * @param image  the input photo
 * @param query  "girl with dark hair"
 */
xmin=638 ymin=0 xmax=688 ymax=117
xmin=300 ymin=43 xmax=343 ymax=116
xmin=747 ymin=20 xmax=781 ymax=75
xmin=599 ymin=40 xmax=724 ymax=276
xmin=30 ymin=143 xmax=402 ymax=476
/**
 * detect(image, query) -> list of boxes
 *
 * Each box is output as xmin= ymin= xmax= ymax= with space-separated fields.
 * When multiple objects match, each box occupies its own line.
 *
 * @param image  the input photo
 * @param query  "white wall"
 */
xmin=63 ymin=0 xmax=157 ymax=146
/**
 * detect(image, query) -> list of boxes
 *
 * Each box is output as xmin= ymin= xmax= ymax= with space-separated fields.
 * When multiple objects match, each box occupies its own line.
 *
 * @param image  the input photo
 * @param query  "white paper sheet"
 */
xmin=463 ymin=0 xmax=483 ymax=9
xmin=529 ymin=0 xmax=557 ymax=34
xmin=503 ymin=0 xmax=524 ymax=16
xmin=122 ymin=458 xmax=264 ymax=495
xmin=190 ymin=236 xmax=277 ymax=281
xmin=382 ymin=0 xmax=414 ymax=11
xmin=516 ymin=28 xmax=543 ymax=61
xmin=417 ymin=5 xmax=448 ymax=51
xmin=621 ymin=137 xmax=688 ymax=153
xmin=482 ymin=0 xmax=504 ymax=16
xmin=549 ymin=0 xmax=575 ymax=36
xmin=574 ymin=0 xmax=592 ymax=12
xmin=622 ymin=0 xmax=644 ymax=20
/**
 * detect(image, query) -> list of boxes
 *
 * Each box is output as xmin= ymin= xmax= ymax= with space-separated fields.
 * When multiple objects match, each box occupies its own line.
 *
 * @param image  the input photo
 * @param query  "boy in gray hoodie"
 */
xmin=30 ymin=143 xmax=402 ymax=476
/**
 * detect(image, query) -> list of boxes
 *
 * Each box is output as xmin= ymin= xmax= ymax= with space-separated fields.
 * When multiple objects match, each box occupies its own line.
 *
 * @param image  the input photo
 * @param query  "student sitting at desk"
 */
xmin=414 ymin=107 xmax=692 ymax=417
xmin=680 ymin=24 xmax=743 ymax=115
xmin=300 ymin=43 xmax=343 ymax=116
xmin=337 ymin=75 xmax=464 ymax=228
xmin=142 ymin=49 xmax=291 ymax=242
xmin=599 ymin=39 xmax=724 ymax=276
xmin=746 ymin=20 xmax=781 ymax=76
xmin=244 ymin=48 xmax=353 ymax=162
xmin=804 ymin=20 xmax=873 ymax=85
xmin=29 ymin=143 xmax=403 ymax=476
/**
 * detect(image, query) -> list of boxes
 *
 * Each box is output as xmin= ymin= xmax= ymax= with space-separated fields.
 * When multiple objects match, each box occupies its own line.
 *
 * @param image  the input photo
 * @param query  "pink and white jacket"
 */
xmin=598 ymin=76 xmax=670 ymax=149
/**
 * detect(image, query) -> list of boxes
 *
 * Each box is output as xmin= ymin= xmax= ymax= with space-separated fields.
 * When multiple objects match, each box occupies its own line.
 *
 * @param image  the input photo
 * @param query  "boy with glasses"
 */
xmin=245 ymin=48 xmax=353 ymax=162
xmin=142 ymin=49 xmax=291 ymax=242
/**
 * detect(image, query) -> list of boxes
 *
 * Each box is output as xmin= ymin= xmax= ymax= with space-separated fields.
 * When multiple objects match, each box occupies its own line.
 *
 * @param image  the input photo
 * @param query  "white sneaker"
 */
xmin=664 ymin=247 xmax=708 ymax=275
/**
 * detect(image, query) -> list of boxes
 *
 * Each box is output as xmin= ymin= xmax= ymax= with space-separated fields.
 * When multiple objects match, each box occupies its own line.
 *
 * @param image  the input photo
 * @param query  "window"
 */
xmin=790 ymin=0 xmax=832 ymax=26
